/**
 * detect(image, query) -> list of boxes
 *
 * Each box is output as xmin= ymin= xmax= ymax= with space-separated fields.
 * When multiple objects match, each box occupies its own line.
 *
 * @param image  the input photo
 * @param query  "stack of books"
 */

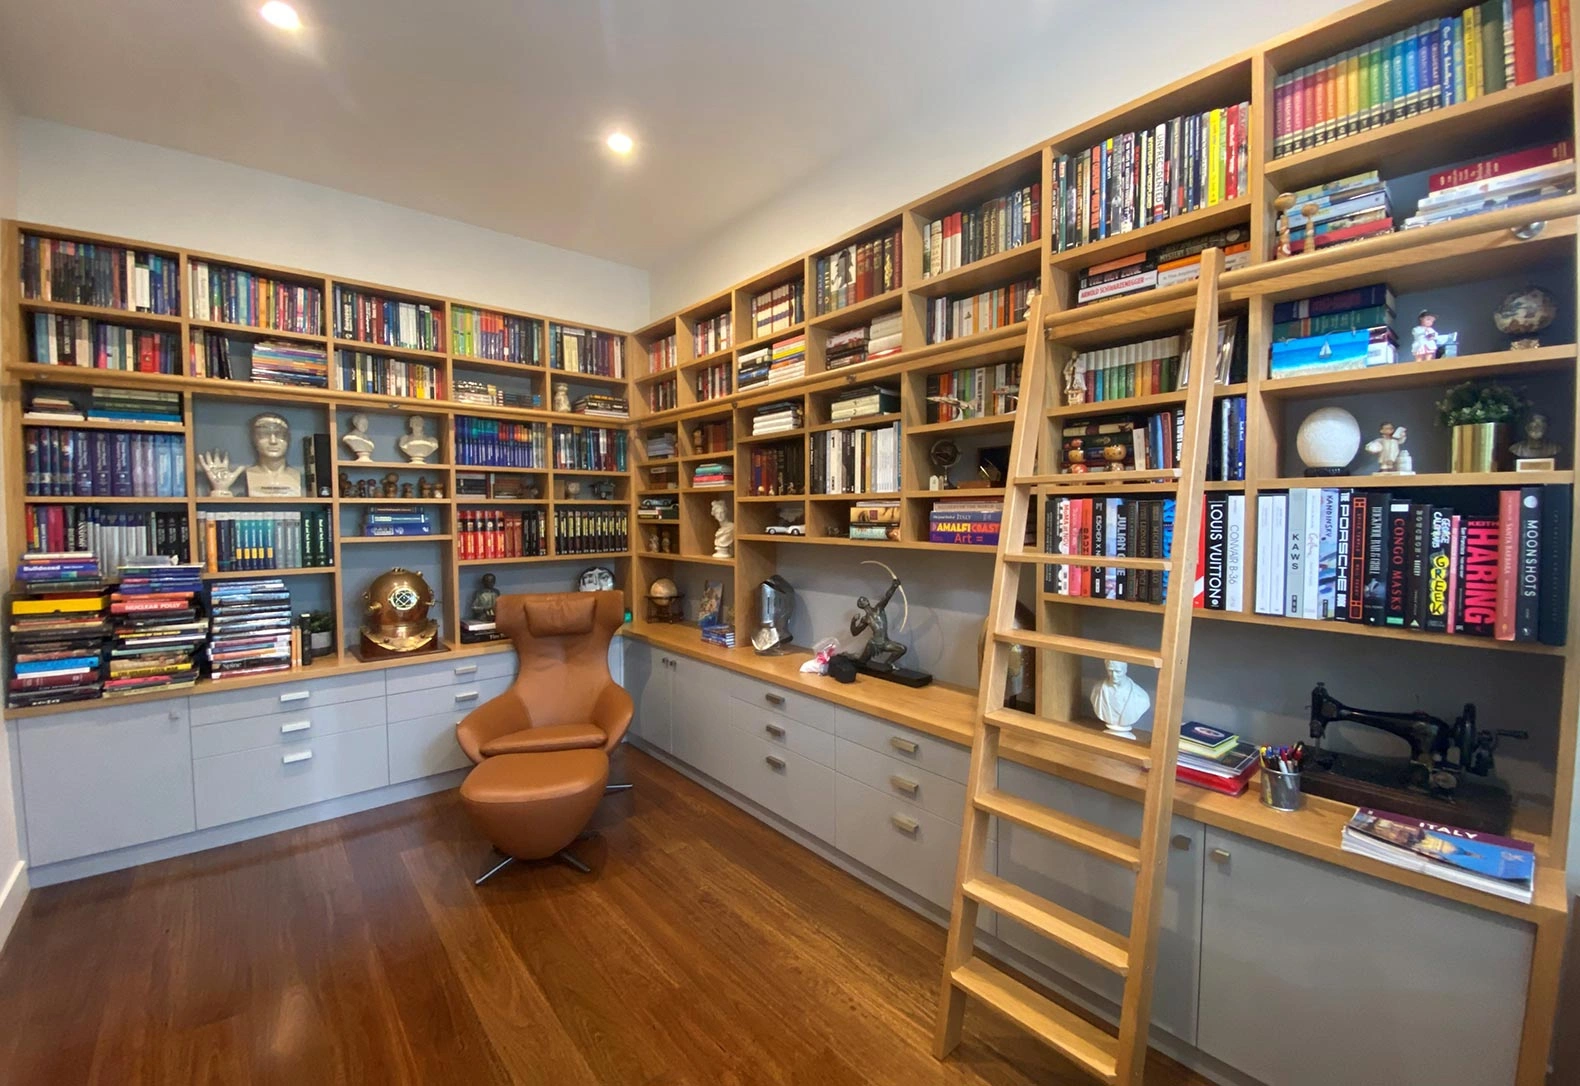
xmin=925 ymin=276 xmax=1037 ymax=344
xmin=22 ymin=394 xmax=82 ymax=422
xmin=1404 ymin=140 xmax=1575 ymax=229
xmin=1270 ymin=284 xmax=1398 ymax=378
xmin=1076 ymin=228 xmax=1250 ymax=306
xmin=637 ymin=496 xmax=678 ymax=522
xmin=923 ymin=182 xmax=1041 ymax=275
xmin=850 ymin=500 xmax=901 ymax=541
xmin=867 ymin=312 xmax=903 ymax=360
xmin=748 ymin=281 xmax=805 ymax=339
xmin=815 ymin=224 xmax=902 ymax=312
xmin=337 ymin=351 xmax=441 ymax=398
xmin=768 ymin=335 xmax=807 ymax=386
xmin=87 ymin=388 xmax=182 ymax=424
xmin=693 ymin=312 xmax=731 ymax=355
xmin=363 ymin=507 xmax=440 ymax=537
xmin=926 ymin=361 xmax=1022 ymax=422
xmin=106 ymin=562 xmax=207 ymax=697
xmin=830 ymin=385 xmax=899 ymax=422
xmin=572 ymin=394 xmax=629 ymax=419
xmin=825 ymin=327 xmax=869 ymax=371
xmin=690 ymin=462 xmax=734 ymax=489
xmin=737 ymin=347 xmax=771 ymax=390
xmin=453 ymin=379 xmax=538 ymax=409
xmin=1277 ymin=171 xmax=1394 ymax=257
xmin=700 ymin=624 xmax=736 ymax=649
xmin=461 ymin=616 xmax=504 ymax=645
xmin=30 ymin=315 xmax=181 ymax=373
xmin=206 ymin=578 xmax=297 ymax=681
xmin=451 ymin=307 xmax=539 ymax=364
xmin=1341 ymin=808 xmax=1536 ymax=904
xmin=812 ymin=423 xmax=901 ymax=495
xmin=752 ymin=401 xmax=803 ymax=436
xmin=458 ymin=509 xmax=547 ymax=558
xmin=1175 ymin=723 xmax=1259 ymax=795
xmin=929 ymin=498 xmax=1004 ymax=546
xmin=7 ymin=555 xmax=109 ymax=709
xmin=645 ymin=433 xmax=677 ymax=459
xmin=249 ymin=340 xmax=330 ymax=388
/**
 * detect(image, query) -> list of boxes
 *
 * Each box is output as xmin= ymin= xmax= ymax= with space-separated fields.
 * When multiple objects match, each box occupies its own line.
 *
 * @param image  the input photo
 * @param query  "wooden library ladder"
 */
xmin=933 ymin=251 xmax=1225 ymax=1085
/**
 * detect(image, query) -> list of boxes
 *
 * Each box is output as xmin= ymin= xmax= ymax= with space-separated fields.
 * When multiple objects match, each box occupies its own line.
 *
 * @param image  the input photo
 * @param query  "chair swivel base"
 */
xmin=475 ymin=846 xmax=592 ymax=885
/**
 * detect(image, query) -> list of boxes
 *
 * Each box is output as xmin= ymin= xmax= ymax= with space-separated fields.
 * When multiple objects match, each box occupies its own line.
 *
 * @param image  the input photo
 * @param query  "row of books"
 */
xmin=24 ymin=388 xmax=182 ymax=427
xmin=21 ymin=508 xmax=190 ymax=569
xmin=19 ymin=235 xmax=180 ymax=315
xmin=207 ymin=578 xmax=298 ymax=682
xmin=549 ymin=325 xmax=625 ymax=378
xmin=28 ymin=315 xmax=180 ymax=373
xmin=929 ymin=498 xmax=1003 ymax=546
xmin=8 ymin=562 xmax=110 ymax=709
xmin=189 ymin=261 xmax=323 ymax=334
xmin=647 ymin=379 xmax=679 ymax=414
xmin=1053 ymin=102 xmax=1250 ymax=253
xmin=334 ymin=287 xmax=443 ymax=351
xmin=738 ymin=334 xmax=807 ymax=391
xmin=691 ymin=462 xmax=733 ymax=489
xmin=1044 ymin=496 xmax=1176 ymax=603
xmin=747 ymin=444 xmax=804 ymax=497
xmin=751 ymin=401 xmax=803 ymax=436
xmin=1068 ymin=333 xmax=1183 ymax=403
xmin=554 ymin=426 xmax=628 ymax=473
xmin=1402 ymin=141 xmax=1574 ymax=229
xmin=572 ymin=394 xmax=629 ymax=419
xmin=830 ymin=384 xmax=899 ymax=423
xmin=748 ymin=281 xmax=806 ymax=340
xmin=554 ymin=509 xmax=629 ymax=554
xmin=924 ymin=183 xmax=1042 ymax=277
xmin=452 ymin=307 xmax=540 ymax=364
xmin=24 ymin=429 xmax=187 ymax=498
xmin=827 ymin=311 xmax=902 ymax=370
xmin=1061 ymin=409 xmax=1184 ymax=473
xmin=1076 ymin=227 xmax=1251 ymax=305
xmin=337 ymin=351 xmax=442 ymax=399
xmin=198 ymin=510 xmax=334 ymax=572
xmin=1254 ymin=486 xmax=1570 ymax=644
xmin=815 ymin=225 xmax=901 ymax=314
xmin=694 ymin=361 xmax=732 ymax=402
xmin=694 ymin=311 xmax=732 ymax=356
xmin=649 ymin=333 xmax=679 ymax=372
xmin=1277 ymin=171 xmax=1394 ymax=256
xmin=454 ymin=417 xmax=548 ymax=468
xmin=1273 ymin=4 xmax=1572 ymax=160
xmin=692 ymin=422 xmax=733 ymax=455
xmin=924 ymin=276 xmax=1036 ymax=345
xmin=458 ymin=509 xmax=549 ymax=559
xmin=362 ymin=507 xmax=441 ymax=537
xmin=811 ymin=423 xmax=901 ymax=495
xmin=926 ymin=361 xmax=1021 ymax=424
xmin=850 ymin=499 xmax=901 ymax=542
xmin=105 ymin=563 xmax=206 ymax=698
xmin=452 ymin=379 xmax=537 ymax=409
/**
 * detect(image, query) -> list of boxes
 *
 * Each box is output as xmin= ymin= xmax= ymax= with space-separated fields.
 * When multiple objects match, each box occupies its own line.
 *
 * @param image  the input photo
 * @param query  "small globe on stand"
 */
xmin=1295 ymin=406 xmax=1361 ymax=477
xmin=1493 ymin=286 xmax=1557 ymax=350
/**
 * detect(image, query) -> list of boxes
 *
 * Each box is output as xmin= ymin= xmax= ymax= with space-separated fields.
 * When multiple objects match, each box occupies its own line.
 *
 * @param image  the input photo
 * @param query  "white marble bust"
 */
xmin=244 ymin=413 xmax=302 ymax=497
xmin=343 ymin=413 xmax=376 ymax=462
xmin=397 ymin=415 xmax=439 ymax=464
xmin=711 ymin=497 xmax=734 ymax=559
xmin=1090 ymin=660 xmax=1150 ymax=739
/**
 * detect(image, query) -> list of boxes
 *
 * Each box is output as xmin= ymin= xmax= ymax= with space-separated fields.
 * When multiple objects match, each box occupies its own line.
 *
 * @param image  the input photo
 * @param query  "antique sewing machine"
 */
xmin=1305 ymin=683 xmax=1527 ymax=833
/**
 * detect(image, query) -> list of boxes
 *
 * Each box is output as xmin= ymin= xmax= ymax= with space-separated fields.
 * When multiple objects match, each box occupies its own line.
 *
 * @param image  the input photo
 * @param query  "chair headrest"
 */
xmin=523 ymin=595 xmax=597 ymax=638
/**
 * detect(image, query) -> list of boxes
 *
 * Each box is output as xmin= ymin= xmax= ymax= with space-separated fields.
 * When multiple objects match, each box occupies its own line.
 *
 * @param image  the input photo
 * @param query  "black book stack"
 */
xmin=105 ymin=561 xmax=207 ymax=698
xmin=7 ymin=553 xmax=109 ymax=709
xmin=207 ymin=578 xmax=296 ymax=681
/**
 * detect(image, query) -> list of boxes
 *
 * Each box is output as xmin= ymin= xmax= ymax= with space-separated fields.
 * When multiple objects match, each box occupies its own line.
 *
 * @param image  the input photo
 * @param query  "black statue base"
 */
xmin=1302 ymin=750 xmax=1515 ymax=834
xmin=1303 ymin=466 xmax=1346 ymax=477
xmin=856 ymin=659 xmax=934 ymax=688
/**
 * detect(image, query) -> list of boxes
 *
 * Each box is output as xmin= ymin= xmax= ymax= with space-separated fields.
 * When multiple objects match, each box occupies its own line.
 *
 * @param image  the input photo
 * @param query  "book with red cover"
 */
xmin=1513 ymin=0 xmax=1538 ymax=84
xmin=1495 ymin=489 xmax=1520 ymax=640
xmin=1176 ymin=763 xmax=1253 ymax=796
xmin=1428 ymin=139 xmax=1573 ymax=190
xmin=1460 ymin=515 xmax=1500 ymax=636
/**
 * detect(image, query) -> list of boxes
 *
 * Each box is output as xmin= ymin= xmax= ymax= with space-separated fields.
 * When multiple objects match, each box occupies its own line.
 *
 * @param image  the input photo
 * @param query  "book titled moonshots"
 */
xmin=1341 ymin=808 xmax=1536 ymax=904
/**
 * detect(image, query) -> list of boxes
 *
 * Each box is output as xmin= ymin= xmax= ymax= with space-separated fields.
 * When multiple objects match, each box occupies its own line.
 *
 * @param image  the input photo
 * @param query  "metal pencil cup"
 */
xmin=1260 ymin=767 xmax=1303 ymax=812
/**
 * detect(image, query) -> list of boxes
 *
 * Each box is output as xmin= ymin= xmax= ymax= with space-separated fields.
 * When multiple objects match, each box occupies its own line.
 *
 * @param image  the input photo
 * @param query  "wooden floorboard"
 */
xmin=0 ymin=747 xmax=1212 ymax=1085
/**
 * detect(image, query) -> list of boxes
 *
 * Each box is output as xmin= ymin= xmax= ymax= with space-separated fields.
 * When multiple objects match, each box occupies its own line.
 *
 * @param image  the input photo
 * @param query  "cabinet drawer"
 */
xmin=735 ymin=703 xmax=836 ymax=767
xmin=194 ymin=724 xmax=389 ymax=829
xmin=387 ymin=675 xmax=512 ymax=722
xmin=385 ymin=652 xmax=516 ymax=694
xmin=389 ymin=711 xmax=472 ymax=784
xmin=835 ymin=737 xmax=967 ymax=825
xmin=191 ymin=697 xmax=386 ymax=759
xmin=834 ymin=708 xmax=970 ymax=783
xmin=834 ymin=774 xmax=991 ymax=913
xmin=721 ymin=674 xmax=834 ymax=733
xmin=735 ymin=738 xmax=836 ymax=843
xmin=190 ymin=672 xmax=385 ymax=726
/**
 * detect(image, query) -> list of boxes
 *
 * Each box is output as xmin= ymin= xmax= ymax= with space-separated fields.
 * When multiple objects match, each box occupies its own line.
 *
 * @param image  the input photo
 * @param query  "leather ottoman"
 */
xmin=459 ymin=749 xmax=609 ymax=879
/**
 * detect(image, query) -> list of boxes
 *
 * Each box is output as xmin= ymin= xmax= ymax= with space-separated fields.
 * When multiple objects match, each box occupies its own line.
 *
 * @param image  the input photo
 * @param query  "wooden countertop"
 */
xmin=621 ymin=622 xmax=1569 ymax=925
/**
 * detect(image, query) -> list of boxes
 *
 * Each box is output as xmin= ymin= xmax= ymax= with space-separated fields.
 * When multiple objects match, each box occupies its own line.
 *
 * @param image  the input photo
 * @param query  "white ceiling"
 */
xmin=0 ymin=0 xmax=1069 ymax=270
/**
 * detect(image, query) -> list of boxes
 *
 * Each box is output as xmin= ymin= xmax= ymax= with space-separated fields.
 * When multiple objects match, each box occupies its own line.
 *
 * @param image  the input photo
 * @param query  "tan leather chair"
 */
xmin=455 ymin=590 xmax=632 ymax=770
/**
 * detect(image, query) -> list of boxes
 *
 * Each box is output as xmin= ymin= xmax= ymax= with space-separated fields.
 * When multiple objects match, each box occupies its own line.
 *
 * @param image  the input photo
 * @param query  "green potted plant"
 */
xmin=1436 ymin=381 xmax=1525 ymax=473
xmin=300 ymin=610 xmax=334 ymax=658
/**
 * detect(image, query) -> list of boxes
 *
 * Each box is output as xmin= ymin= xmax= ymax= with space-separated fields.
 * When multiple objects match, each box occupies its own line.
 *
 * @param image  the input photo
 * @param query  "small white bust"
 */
xmin=397 ymin=415 xmax=439 ymax=464
xmin=1090 ymin=660 xmax=1151 ymax=739
xmin=710 ymin=497 xmax=734 ymax=559
xmin=343 ymin=413 xmax=376 ymax=462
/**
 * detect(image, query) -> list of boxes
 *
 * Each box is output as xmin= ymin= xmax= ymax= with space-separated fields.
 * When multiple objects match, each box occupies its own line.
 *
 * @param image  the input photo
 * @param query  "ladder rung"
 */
xmin=995 ymin=629 xmax=1163 ymax=669
xmin=975 ymin=789 xmax=1142 ymax=870
xmin=949 ymin=958 xmax=1120 ymax=1084
xmin=984 ymin=707 xmax=1152 ymax=770
xmin=962 ymin=874 xmax=1130 ymax=975
xmin=1017 ymin=469 xmax=1181 ymax=487
xmin=1001 ymin=552 xmax=1167 ymax=570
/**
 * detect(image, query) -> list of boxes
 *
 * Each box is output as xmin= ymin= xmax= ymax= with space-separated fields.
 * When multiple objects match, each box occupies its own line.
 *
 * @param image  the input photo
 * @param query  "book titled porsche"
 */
xmin=1341 ymin=808 xmax=1535 ymax=903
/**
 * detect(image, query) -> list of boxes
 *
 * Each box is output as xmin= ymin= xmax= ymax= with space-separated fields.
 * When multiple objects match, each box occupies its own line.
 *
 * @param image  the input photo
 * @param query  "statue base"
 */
xmin=856 ymin=659 xmax=933 ymax=688
xmin=1302 ymin=466 xmax=1344 ymax=477
xmin=1516 ymin=457 xmax=1557 ymax=472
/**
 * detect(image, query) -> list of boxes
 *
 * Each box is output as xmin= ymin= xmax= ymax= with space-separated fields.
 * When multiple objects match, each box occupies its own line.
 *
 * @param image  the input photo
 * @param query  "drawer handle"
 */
xmin=454 ymin=665 xmax=478 ymax=676
xmin=889 ymin=775 xmax=920 ymax=796
xmin=282 ymin=750 xmax=313 ymax=765
xmin=279 ymin=721 xmax=312 ymax=735
xmin=1170 ymin=834 xmax=1192 ymax=851
xmin=764 ymin=693 xmax=786 ymax=706
xmin=764 ymin=723 xmax=786 ymax=738
xmin=889 ymin=737 xmax=919 ymax=755
xmin=278 ymin=691 xmax=310 ymax=704
xmin=1210 ymin=848 xmax=1231 ymax=865
xmin=890 ymin=814 xmax=920 ymax=835
xmin=764 ymin=755 xmax=786 ymax=770
xmin=455 ymin=691 xmax=479 ymax=702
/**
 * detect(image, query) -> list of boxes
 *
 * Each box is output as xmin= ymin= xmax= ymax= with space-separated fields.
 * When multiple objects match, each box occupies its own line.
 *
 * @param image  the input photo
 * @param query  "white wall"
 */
xmin=15 ymin=120 xmax=650 ymax=332
xmin=649 ymin=0 xmax=1353 ymax=315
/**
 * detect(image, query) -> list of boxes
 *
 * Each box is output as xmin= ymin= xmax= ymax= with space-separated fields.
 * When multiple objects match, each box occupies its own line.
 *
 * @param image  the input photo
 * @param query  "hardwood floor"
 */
xmin=0 ymin=748 xmax=1212 ymax=1085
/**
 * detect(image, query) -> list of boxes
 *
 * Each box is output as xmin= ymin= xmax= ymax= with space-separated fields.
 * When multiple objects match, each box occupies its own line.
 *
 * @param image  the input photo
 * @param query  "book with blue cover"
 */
xmin=1341 ymin=808 xmax=1535 ymax=903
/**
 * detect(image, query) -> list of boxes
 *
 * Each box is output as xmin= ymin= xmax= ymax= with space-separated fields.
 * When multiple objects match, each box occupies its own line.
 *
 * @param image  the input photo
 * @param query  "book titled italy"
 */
xmin=1340 ymin=808 xmax=1535 ymax=904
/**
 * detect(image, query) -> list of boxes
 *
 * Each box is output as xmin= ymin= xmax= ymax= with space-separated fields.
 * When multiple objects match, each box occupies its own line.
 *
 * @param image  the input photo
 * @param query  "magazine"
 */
xmin=1340 ymin=808 xmax=1535 ymax=904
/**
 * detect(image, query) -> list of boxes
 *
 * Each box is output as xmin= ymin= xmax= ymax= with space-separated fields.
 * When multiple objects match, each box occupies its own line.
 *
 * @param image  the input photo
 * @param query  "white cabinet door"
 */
xmin=993 ymin=762 xmax=1202 ymax=1044
xmin=1197 ymin=830 xmax=1531 ymax=1086
xmin=19 ymin=699 xmax=196 ymax=866
xmin=625 ymin=642 xmax=672 ymax=752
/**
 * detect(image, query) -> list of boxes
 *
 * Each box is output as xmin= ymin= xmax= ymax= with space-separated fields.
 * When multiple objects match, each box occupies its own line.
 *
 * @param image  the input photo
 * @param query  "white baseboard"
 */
xmin=0 ymin=859 xmax=29 ymax=952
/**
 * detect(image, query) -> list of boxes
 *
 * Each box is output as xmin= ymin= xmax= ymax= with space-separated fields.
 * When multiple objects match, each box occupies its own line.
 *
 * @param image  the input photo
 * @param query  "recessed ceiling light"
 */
xmin=260 ymin=2 xmax=302 ymax=31
xmin=606 ymin=132 xmax=635 ymax=156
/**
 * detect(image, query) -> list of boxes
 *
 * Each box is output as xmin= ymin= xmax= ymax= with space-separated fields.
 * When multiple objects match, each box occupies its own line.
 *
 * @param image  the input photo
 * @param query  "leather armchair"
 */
xmin=455 ymin=590 xmax=632 ymax=764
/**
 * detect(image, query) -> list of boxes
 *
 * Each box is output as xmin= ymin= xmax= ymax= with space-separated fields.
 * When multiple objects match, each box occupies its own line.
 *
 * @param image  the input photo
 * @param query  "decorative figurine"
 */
xmin=359 ymin=479 xmax=374 ymax=499
xmin=243 ymin=413 xmax=303 ymax=496
xmin=1511 ymin=413 xmax=1560 ymax=471
xmin=1411 ymin=311 xmax=1440 ymax=361
xmin=359 ymin=567 xmax=440 ymax=658
xmin=710 ymin=497 xmax=734 ymax=559
xmin=342 ymin=413 xmax=376 ymax=462
xmin=1300 ymin=202 xmax=1321 ymax=254
xmin=659 ymin=533 xmax=672 ymax=553
xmin=470 ymin=573 xmax=499 ymax=621
xmin=591 ymin=479 xmax=617 ymax=500
xmin=578 ymin=566 xmax=616 ymax=592
xmin=563 ymin=480 xmax=582 ymax=499
xmin=397 ymin=415 xmax=439 ymax=464
xmin=926 ymin=394 xmax=974 ymax=420
xmin=843 ymin=560 xmax=930 ymax=686
xmin=338 ymin=470 xmax=353 ymax=498
xmin=522 ymin=482 xmax=541 ymax=500
xmin=417 ymin=478 xmax=433 ymax=498
xmin=646 ymin=528 xmax=661 ymax=552
xmin=1295 ymin=406 xmax=1361 ymax=476
xmin=1062 ymin=355 xmax=1086 ymax=406
xmin=432 ymin=481 xmax=446 ymax=499
xmin=1494 ymin=285 xmax=1557 ymax=349
xmin=1090 ymin=660 xmax=1151 ymax=740
xmin=400 ymin=483 xmax=414 ymax=499
xmin=1274 ymin=192 xmax=1297 ymax=257
xmin=691 ymin=426 xmax=703 ymax=451
xmin=197 ymin=449 xmax=246 ymax=497
xmin=553 ymin=383 xmax=572 ymax=413
xmin=1365 ymin=422 xmax=1409 ymax=474
xmin=382 ymin=472 xmax=399 ymax=498
xmin=928 ymin=438 xmax=961 ymax=491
